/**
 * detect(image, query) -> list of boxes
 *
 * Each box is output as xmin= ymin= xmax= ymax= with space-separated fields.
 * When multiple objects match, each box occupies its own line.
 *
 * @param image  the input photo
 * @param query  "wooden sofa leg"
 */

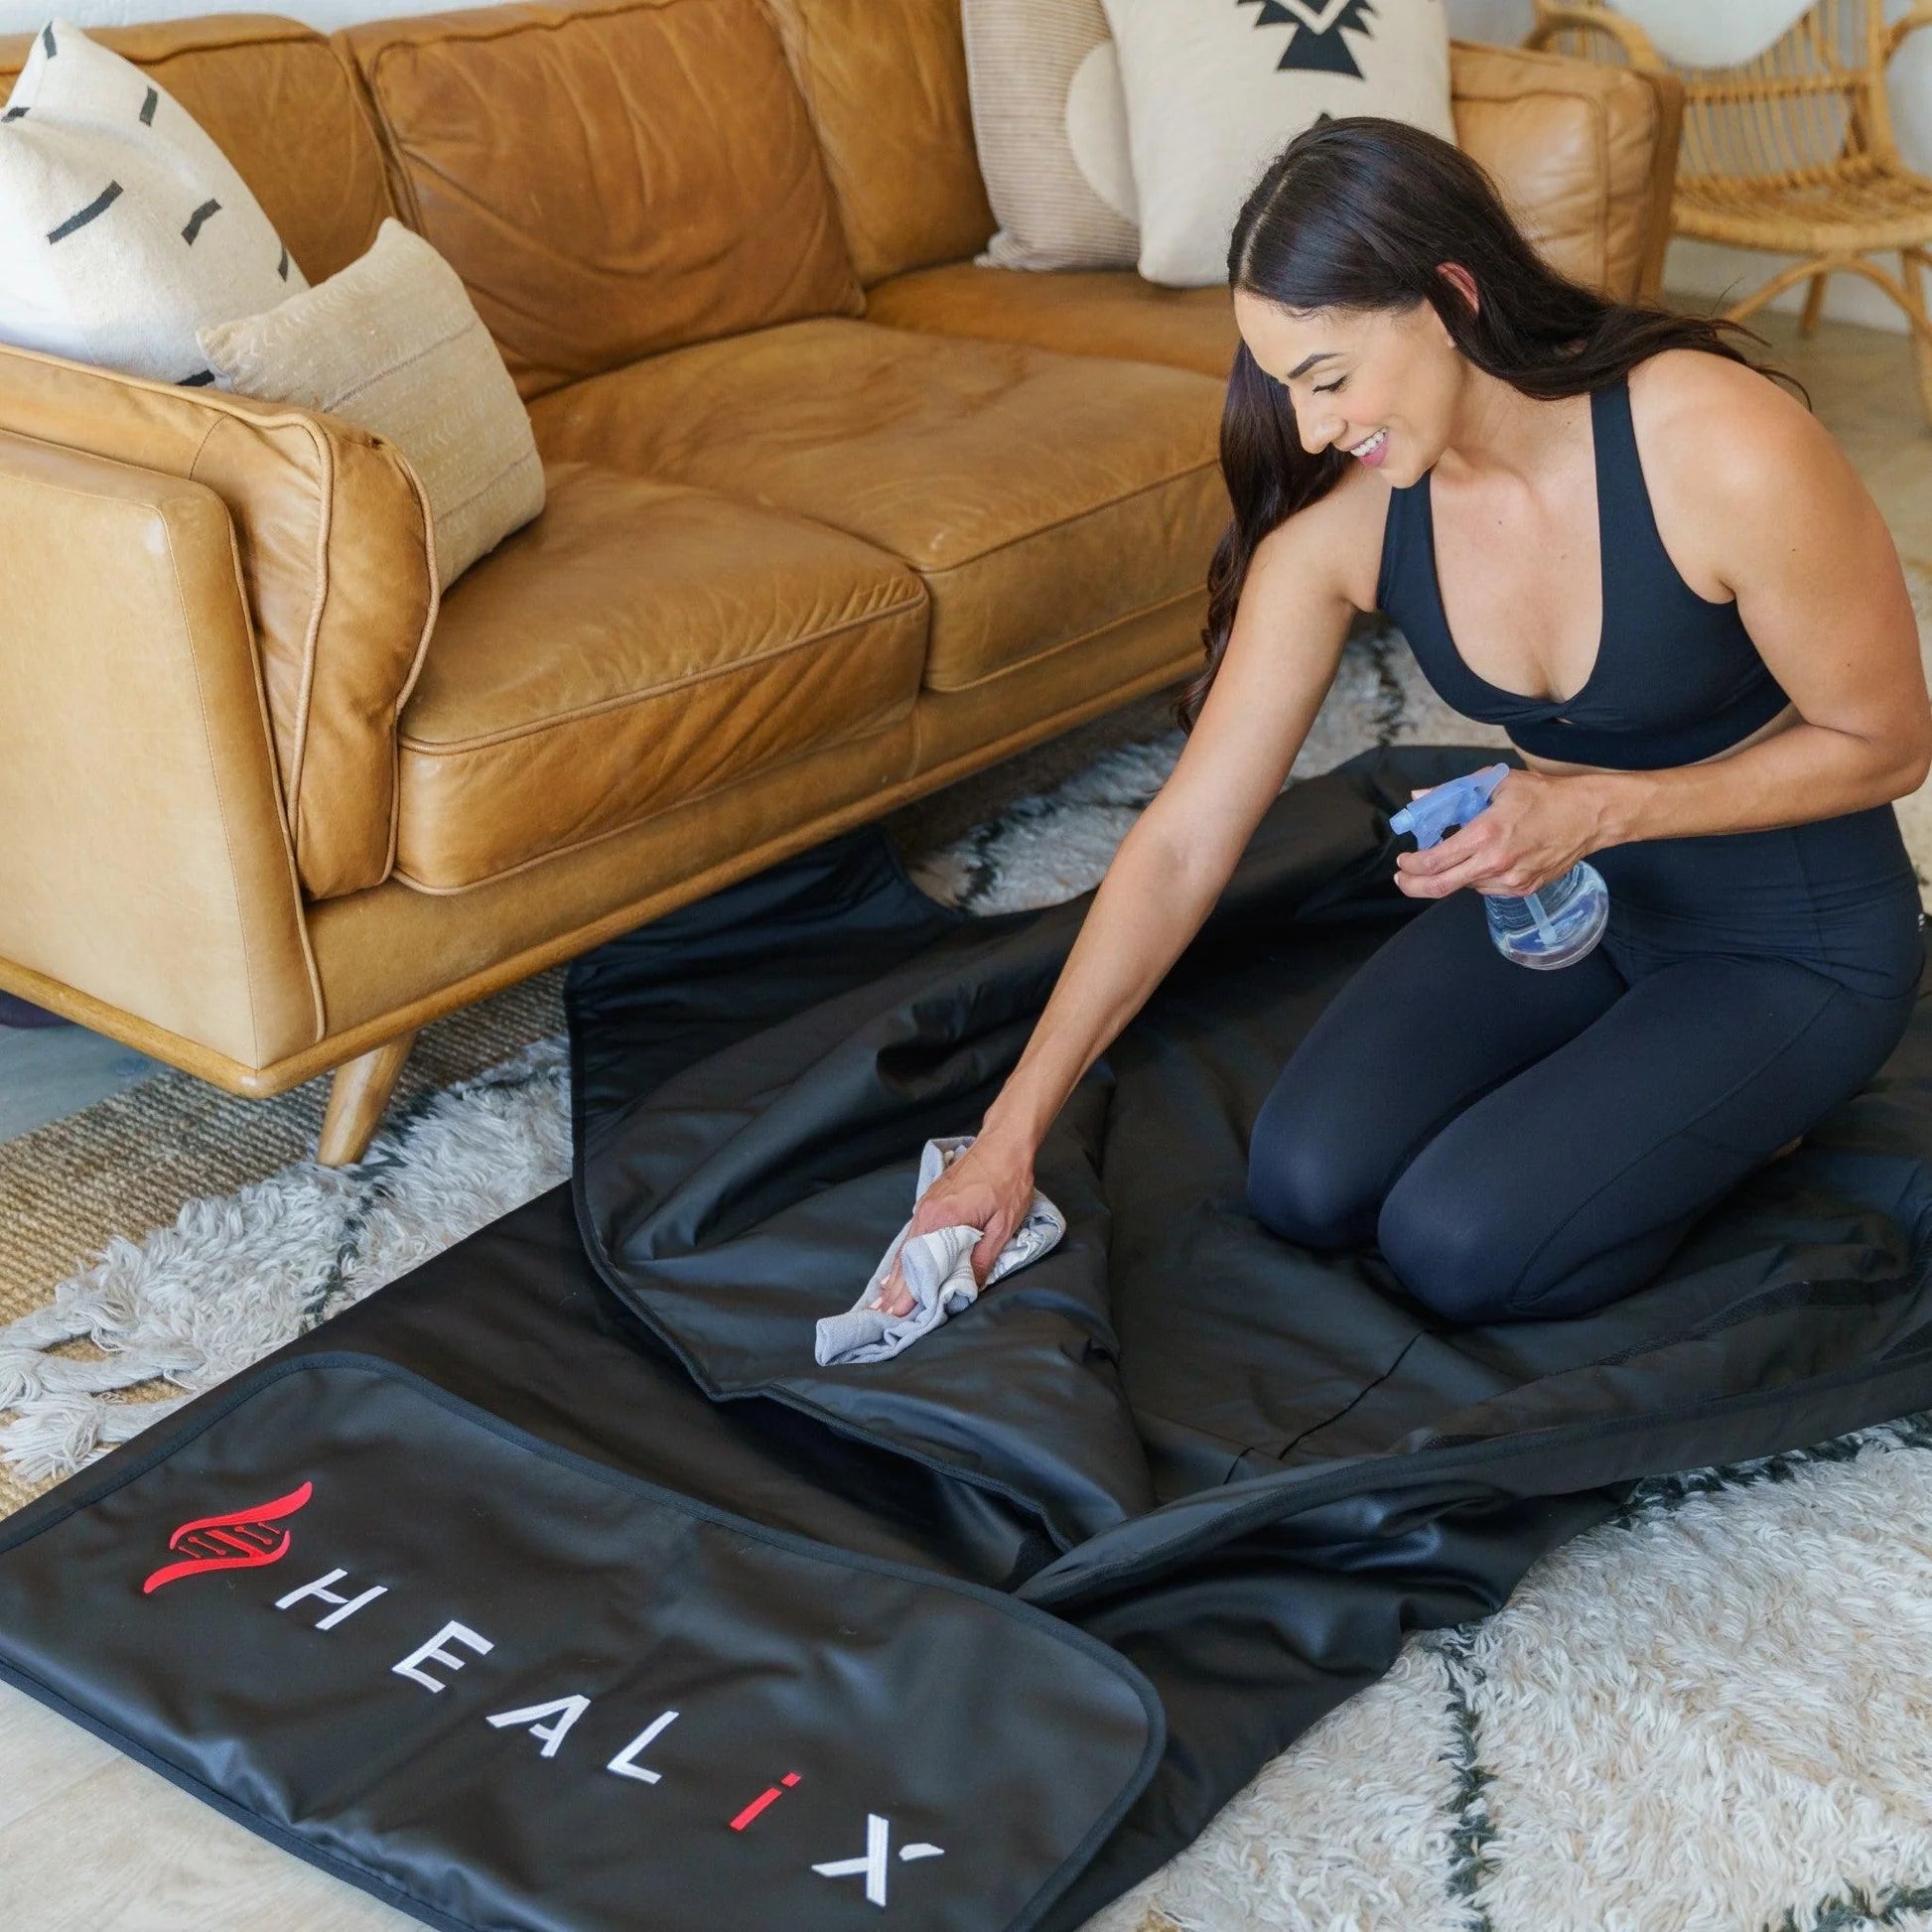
xmin=319 ymin=1033 xmax=418 ymax=1168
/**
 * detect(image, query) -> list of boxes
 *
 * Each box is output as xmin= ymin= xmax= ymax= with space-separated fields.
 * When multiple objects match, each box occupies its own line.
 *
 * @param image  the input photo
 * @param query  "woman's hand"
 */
xmin=1394 ymin=768 xmax=1605 ymax=899
xmin=867 ymin=1133 xmax=1037 ymax=1318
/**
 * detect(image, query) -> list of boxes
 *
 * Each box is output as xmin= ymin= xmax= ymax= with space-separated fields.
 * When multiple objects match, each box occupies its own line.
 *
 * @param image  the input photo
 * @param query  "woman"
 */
xmin=871 ymin=115 xmax=1931 ymax=1328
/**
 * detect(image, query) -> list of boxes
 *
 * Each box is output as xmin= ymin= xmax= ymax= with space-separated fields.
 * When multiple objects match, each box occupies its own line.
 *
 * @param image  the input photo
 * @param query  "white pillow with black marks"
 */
xmin=0 ymin=18 xmax=307 ymax=386
xmin=1099 ymin=0 xmax=1457 ymax=289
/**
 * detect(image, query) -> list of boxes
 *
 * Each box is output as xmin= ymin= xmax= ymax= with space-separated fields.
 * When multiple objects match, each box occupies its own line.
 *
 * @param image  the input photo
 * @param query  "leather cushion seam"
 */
xmin=398 ymin=588 xmax=926 ymax=753
xmin=921 ymin=581 xmax=1205 ymax=695
xmin=897 ymin=456 xmax=1219 ymax=581
xmin=391 ymin=706 xmax=909 ymax=894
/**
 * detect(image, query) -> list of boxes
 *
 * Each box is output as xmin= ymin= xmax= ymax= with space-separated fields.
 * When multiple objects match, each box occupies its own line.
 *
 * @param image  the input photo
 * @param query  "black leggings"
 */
xmin=1246 ymin=800 xmax=1928 ymax=1324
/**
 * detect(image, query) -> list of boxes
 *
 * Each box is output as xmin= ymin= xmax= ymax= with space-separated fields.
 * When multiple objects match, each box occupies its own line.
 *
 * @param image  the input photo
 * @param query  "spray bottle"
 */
xmin=1387 ymin=762 xmax=1608 ymax=969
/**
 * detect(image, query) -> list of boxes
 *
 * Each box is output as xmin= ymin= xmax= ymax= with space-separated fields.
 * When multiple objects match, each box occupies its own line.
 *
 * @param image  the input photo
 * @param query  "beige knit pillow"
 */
xmin=961 ymin=0 xmax=1139 ymax=272
xmin=199 ymin=218 xmax=544 ymax=590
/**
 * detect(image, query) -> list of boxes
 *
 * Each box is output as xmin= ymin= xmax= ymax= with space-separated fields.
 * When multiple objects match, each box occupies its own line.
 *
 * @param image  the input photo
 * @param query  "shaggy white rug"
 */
xmin=5 ymin=576 xmax=1932 ymax=1932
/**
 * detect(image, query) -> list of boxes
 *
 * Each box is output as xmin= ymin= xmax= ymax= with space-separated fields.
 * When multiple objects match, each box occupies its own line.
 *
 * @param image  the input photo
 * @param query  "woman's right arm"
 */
xmin=868 ymin=504 xmax=1364 ymax=1314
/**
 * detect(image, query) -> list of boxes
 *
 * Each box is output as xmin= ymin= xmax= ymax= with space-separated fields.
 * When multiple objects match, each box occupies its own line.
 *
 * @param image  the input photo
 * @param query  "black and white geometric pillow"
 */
xmin=0 ymin=19 xmax=307 ymax=387
xmin=1095 ymin=0 xmax=1456 ymax=287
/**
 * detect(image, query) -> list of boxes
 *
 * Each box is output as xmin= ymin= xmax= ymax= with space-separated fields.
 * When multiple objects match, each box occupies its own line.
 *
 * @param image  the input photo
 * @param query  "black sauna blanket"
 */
xmin=7 ymin=743 xmax=1932 ymax=1932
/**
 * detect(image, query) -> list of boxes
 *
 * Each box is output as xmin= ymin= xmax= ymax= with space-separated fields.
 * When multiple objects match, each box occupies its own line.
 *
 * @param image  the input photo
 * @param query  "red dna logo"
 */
xmin=142 ymin=1482 xmax=315 ymax=1595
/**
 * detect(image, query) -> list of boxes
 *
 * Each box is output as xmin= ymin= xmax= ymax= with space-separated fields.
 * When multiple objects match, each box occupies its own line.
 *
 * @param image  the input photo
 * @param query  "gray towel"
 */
xmin=813 ymin=1134 xmax=1066 ymax=1366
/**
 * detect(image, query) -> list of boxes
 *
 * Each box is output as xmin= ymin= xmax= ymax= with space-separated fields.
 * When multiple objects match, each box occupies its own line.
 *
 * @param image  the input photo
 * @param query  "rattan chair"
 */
xmin=1527 ymin=0 xmax=1932 ymax=425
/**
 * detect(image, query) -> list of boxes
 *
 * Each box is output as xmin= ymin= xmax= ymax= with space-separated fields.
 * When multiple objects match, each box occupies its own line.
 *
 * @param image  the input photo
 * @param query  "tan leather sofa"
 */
xmin=0 ymin=0 xmax=1682 ymax=1163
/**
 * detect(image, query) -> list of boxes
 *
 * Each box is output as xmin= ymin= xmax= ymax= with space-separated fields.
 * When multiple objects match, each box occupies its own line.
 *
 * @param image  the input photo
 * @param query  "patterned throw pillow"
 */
xmin=199 ymin=219 xmax=545 ymax=591
xmin=0 ymin=18 xmax=306 ymax=385
xmin=961 ymin=0 xmax=1139 ymax=272
xmin=1098 ymin=0 xmax=1456 ymax=288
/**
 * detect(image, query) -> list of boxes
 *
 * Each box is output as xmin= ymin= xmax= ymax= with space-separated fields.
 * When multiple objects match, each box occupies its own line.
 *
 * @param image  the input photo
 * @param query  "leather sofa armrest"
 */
xmin=0 ymin=430 xmax=325 ymax=1068
xmin=0 ymin=340 xmax=440 ymax=901
xmin=1449 ymin=39 xmax=1685 ymax=305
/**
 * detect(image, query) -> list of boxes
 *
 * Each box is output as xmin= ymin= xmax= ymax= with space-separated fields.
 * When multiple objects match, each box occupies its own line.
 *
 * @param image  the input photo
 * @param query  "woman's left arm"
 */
xmin=1585 ymin=357 xmax=1932 ymax=847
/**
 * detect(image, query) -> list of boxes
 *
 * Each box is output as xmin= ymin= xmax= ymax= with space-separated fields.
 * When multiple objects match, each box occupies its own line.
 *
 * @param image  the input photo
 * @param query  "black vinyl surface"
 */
xmin=6 ymin=742 xmax=1932 ymax=1930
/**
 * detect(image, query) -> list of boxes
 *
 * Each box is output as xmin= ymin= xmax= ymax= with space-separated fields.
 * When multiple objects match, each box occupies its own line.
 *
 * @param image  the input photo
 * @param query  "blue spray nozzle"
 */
xmin=1386 ymin=761 xmax=1512 ymax=850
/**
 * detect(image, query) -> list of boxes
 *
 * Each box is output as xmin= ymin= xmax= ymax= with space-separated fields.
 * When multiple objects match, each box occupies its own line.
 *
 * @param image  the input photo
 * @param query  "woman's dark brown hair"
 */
xmin=1173 ymin=114 xmax=1807 ymax=732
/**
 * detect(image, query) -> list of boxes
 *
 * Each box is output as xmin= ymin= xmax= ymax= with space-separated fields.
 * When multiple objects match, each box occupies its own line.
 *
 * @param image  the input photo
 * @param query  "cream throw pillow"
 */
xmin=962 ymin=0 xmax=1139 ymax=272
xmin=200 ymin=219 xmax=545 ymax=591
xmin=0 ymin=18 xmax=307 ymax=385
xmin=1099 ymin=0 xmax=1457 ymax=288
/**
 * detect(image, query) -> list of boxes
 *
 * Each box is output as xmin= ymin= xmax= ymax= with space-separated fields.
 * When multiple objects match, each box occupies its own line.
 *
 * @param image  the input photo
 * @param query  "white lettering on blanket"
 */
xmin=812 ymin=1813 xmax=947 ymax=1907
xmin=143 ymin=1489 xmax=955 ymax=1907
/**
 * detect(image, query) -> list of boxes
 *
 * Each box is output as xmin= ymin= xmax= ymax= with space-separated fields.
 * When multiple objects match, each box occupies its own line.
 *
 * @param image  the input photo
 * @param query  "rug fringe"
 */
xmin=0 ymin=1037 xmax=570 ymax=1484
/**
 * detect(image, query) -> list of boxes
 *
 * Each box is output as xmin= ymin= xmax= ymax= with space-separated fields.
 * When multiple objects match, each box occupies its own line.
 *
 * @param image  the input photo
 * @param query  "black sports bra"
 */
xmin=1374 ymin=371 xmax=1792 ymax=770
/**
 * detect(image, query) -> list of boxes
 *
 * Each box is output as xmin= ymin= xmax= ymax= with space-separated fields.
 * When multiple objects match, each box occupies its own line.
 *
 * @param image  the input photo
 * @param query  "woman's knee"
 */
xmin=1374 ymin=1170 xmax=1523 ymax=1324
xmin=1245 ymin=1079 xmax=1379 ymax=1250
xmin=1376 ymin=1152 xmax=1691 ymax=1325
xmin=1374 ymin=1125 xmax=1603 ymax=1322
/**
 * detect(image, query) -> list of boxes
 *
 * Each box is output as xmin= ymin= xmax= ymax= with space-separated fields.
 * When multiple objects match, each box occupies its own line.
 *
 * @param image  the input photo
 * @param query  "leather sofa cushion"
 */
xmin=0 ymin=340 xmax=436 ymax=904
xmin=395 ymin=462 xmax=928 ymax=891
xmin=0 ymin=16 xmax=392 ymax=284
xmin=341 ymin=0 xmax=865 ymax=401
xmin=761 ymin=0 xmax=994 ymax=288
xmin=866 ymin=266 xmax=1240 ymax=380
xmin=1449 ymin=42 xmax=1670 ymax=302
xmin=530 ymin=318 xmax=1227 ymax=695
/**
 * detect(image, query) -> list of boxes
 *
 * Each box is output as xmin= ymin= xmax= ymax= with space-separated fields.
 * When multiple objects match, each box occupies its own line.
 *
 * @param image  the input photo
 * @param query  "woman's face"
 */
xmin=1232 ymin=272 xmax=1470 ymax=484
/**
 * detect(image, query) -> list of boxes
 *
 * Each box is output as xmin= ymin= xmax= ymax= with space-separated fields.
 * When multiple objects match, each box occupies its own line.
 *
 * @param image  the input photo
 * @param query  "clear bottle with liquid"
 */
xmin=1388 ymin=761 xmax=1609 ymax=970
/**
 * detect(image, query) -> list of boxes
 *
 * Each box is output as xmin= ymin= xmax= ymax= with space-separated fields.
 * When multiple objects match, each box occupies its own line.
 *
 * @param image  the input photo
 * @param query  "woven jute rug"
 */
xmin=4 ymin=575 xmax=1932 ymax=1932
